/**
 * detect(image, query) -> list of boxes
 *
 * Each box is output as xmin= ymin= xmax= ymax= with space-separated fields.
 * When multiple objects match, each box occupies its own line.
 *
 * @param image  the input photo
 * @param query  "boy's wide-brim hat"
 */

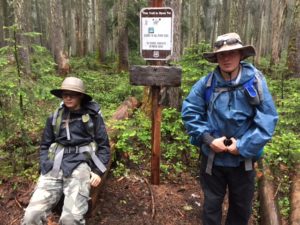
xmin=50 ymin=77 xmax=92 ymax=102
xmin=203 ymin=32 xmax=256 ymax=63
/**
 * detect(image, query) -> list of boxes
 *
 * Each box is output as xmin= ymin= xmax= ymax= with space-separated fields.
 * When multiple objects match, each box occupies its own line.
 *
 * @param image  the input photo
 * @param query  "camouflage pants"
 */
xmin=22 ymin=163 xmax=91 ymax=225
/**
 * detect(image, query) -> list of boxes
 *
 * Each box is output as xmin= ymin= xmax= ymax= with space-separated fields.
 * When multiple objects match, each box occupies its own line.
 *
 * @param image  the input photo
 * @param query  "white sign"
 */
xmin=140 ymin=7 xmax=173 ymax=60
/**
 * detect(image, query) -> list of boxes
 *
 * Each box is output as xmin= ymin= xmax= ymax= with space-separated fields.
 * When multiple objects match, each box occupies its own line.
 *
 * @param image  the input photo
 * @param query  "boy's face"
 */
xmin=62 ymin=91 xmax=83 ymax=110
xmin=216 ymin=50 xmax=241 ymax=74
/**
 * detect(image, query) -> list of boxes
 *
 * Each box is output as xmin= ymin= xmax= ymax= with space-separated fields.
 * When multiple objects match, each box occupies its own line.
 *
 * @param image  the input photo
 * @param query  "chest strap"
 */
xmin=50 ymin=143 xmax=107 ymax=177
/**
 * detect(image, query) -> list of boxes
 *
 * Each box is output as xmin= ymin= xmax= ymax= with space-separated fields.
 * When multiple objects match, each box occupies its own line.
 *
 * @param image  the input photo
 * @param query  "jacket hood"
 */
xmin=83 ymin=101 xmax=101 ymax=115
xmin=213 ymin=61 xmax=256 ymax=86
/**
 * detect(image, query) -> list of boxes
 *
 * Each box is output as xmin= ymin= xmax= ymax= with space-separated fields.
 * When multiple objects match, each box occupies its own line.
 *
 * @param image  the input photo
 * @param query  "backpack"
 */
xmin=204 ymin=70 xmax=264 ymax=107
xmin=51 ymin=103 xmax=96 ymax=139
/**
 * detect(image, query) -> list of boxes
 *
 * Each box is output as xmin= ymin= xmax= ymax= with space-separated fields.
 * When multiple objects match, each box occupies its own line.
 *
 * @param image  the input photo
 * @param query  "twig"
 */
xmin=176 ymin=208 xmax=184 ymax=217
xmin=15 ymin=196 xmax=23 ymax=209
xmin=144 ymin=178 xmax=155 ymax=219
xmin=9 ymin=217 xmax=20 ymax=225
xmin=273 ymin=182 xmax=282 ymax=199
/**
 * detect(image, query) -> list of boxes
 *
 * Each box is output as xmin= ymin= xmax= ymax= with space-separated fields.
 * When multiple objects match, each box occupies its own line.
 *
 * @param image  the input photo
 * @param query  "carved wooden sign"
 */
xmin=129 ymin=65 xmax=181 ymax=87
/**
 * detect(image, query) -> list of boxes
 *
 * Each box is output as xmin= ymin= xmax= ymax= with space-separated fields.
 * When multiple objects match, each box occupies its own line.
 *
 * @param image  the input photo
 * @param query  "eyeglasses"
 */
xmin=62 ymin=92 xmax=81 ymax=98
xmin=214 ymin=38 xmax=242 ymax=49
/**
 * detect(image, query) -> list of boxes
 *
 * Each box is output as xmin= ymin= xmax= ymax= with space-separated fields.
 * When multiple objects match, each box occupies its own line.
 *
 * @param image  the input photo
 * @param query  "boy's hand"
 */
xmin=210 ymin=136 xmax=228 ymax=153
xmin=90 ymin=172 xmax=101 ymax=187
xmin=227 ymin=137 xmax=239 ymax=155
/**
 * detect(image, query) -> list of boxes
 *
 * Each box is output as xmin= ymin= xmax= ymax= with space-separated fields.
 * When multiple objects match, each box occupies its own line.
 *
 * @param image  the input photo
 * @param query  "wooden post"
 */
xmin=130 ymin=65 xmax=181 ymax=185
xmin=151 ymin=85 xmax=161 ymax=184
xmin=130 ymin=0 xmax=182 ymax=185
xmin=152 ymin=0 xmax=163 ymax=7
xmin=149 ymin=0 xmax=163 ymax=186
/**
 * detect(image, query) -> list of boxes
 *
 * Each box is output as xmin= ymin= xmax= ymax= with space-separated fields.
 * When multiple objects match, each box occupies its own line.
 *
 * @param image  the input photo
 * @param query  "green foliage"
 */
xmin=112 ymin=108 xmax=198 ymax=177
xmin=180 ymin=42 xmax=215 ymax=96
xmin=31 ymin=45 xmax=57 ymax=79
xmin=113 ymin=109 xmax=151 ymax=164
xmin=68 ymin=56 xmax=143 ymax=118
xmin=161 ymin=108 xmax=198 ymax=171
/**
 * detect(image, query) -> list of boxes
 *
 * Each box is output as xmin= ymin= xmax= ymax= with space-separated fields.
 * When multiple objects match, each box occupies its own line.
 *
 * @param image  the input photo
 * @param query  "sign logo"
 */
xmin=140 ymin=7 xmax=174 ymax=60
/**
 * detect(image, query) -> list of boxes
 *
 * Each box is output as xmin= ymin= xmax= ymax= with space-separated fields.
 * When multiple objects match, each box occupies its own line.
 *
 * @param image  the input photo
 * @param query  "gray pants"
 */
xmin=22 ymin=163 xmax=91 ymax=225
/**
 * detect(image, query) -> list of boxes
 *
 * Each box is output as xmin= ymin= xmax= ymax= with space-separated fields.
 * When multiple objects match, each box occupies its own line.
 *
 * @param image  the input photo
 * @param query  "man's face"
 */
xmin=216 ymin=50 xmax=241 ymax=73
xmin=62 ymin=91 xmax=83 ymax=110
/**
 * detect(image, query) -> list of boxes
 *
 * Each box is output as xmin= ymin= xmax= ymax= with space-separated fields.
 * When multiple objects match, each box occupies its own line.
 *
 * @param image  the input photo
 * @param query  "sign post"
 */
xmin=129 ymin=0 xmax=181 ymax=185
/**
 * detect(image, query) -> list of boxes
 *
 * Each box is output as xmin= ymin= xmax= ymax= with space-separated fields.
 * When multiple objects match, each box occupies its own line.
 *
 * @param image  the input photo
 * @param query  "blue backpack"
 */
xmin=204 ymin=70 xmax=264 ymax=107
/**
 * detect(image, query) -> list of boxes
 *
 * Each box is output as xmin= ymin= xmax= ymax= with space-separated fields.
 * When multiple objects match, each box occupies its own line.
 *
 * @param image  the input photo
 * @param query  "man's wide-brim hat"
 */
xmin=203 ymin=32 xmax=256 ymax=63
xmin=50 ymin=77 xmax=92 ymax=102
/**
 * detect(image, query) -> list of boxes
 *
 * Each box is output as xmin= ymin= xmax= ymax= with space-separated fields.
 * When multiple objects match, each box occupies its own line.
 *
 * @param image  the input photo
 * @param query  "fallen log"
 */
xmin=257 ymin=159 xmax=282 ymax=225
xmin=290 ymin=163 xmax=300 ymax=225
xmin=88 ymin=96 xmax=140 ymax=216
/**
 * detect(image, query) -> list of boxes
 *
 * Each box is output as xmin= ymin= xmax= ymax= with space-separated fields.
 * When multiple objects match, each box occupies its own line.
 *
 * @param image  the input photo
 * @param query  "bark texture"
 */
xmin=290 ymin=163 xmax=300 ymax=225
xmin=287 ymin=0 xmax=300 ymax=77
xmin=13 ymin=0 xmax=32 ymax=75
xmin=117 ymin=0 xmax=129 ymax=72
xmin=50 ymin=0 xmax=70 ymax=75
xmin=258 ymin=160 xmax=282 ymax=225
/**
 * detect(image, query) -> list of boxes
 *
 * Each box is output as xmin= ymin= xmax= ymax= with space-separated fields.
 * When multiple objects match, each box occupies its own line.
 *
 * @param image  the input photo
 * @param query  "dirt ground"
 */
xmin=0 ymin=169 xmax=257 ymax=225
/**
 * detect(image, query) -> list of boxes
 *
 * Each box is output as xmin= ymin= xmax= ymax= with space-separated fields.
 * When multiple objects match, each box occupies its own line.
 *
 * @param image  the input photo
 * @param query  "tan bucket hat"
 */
xmin=203 ymin=32 xmax=256 ymax=63
xmin=50 ymin=77 xmax=92 ymax=102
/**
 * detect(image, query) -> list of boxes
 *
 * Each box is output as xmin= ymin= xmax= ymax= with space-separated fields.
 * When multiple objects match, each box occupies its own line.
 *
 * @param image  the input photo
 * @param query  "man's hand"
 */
xmin=210 ymin=136 xmax=228 ymax=153
xmin=226 ymin=137 xmax=239 ymax=155
xmin=90 ymin=172 xmax=101 ymax=187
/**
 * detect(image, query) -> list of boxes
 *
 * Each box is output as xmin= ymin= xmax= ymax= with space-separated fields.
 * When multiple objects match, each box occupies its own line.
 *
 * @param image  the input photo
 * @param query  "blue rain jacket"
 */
xmin=181 ymin=62 xmax=278 ymax=167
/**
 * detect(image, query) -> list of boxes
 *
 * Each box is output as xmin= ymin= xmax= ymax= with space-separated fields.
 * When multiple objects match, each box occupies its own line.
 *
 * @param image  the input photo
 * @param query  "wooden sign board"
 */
xmin=140 ymin=7 xmax=174 ymax=60
xmin=129 ymin=65 xmax=181 ymax=87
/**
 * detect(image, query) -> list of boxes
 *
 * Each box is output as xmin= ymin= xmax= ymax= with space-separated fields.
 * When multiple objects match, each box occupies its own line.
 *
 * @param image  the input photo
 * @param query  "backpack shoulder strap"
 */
xmin=52 ymin=104 xmax=64 ymax=138
xmin=204 ymin=73 xmax=215 ymax=104
xmin=254 ymin=70 xmax=264 ymax=102
xmin=243 ymin=70 xmax=264 ymax=106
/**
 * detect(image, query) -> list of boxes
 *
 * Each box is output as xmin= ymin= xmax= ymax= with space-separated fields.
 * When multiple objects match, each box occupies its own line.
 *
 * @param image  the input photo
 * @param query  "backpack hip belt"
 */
xmin=49 ymin=142 xmax=107 ymax=177
xmin=205 ymin=150 xmax=253 ymax=175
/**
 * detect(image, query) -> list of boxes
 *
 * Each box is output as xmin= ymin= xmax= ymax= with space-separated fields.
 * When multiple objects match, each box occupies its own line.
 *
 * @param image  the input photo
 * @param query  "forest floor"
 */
xmin=0 ymin=166 xmax=258 ymax=225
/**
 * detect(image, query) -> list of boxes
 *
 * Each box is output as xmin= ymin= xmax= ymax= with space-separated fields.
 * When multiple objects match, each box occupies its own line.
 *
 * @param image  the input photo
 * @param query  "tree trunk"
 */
xmin=203 ymin=0 xmax=218 ymax=42
xmin=13 ymin=0 xmax=32 ymax=75
xmin=98 ymin=0 xmax=108 ymax=63
xmin=162 ymin=0 xmax=182 ymax=110
xmin=270 ymin=0 xmax=288 ymax=66
xmin=290 ymin=163 xmax=300 ymax=225
xmin=117 ymin=0 xmax=129 ymax=72
xmin=63 ymin=0 xmax=77 ymax=56
xmin=218 ymin=0 xmax=230 ymax=35
xmin=258 ymin=159 xmax=282 ymax=225
xmin=253 ymin=0 xmax=264 ymax=64
xmin=33 ymin=0 xmax=43 ymax=46
xmin=287 ymin=0 xmax=300 ymax=77
xmin=50 ymin=0 xmax=70 ymax=75
xmin=86 ymin=0 xmax=95 ymax=53
xmin=75 ymin=0 xmax=85 ymax=56
xmin=0 ymin=0 xmax=4 ymax=47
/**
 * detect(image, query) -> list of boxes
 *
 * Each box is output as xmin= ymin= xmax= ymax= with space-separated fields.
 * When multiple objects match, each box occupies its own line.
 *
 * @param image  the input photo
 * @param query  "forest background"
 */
xmin=0 ymin=0 xmax=300 ymax=224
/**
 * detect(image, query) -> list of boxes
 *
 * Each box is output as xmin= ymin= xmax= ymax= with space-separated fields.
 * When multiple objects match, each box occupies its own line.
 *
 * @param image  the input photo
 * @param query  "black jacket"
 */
xmin=40 ymin=101 xmax=110 ymax=177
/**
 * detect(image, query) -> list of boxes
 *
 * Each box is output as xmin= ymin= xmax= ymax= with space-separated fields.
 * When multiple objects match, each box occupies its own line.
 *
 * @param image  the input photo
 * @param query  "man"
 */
xmin=181 ymin=33 xmax=278 ymax=225
xmin=22 ymin=77 xmax=110 ymax=225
